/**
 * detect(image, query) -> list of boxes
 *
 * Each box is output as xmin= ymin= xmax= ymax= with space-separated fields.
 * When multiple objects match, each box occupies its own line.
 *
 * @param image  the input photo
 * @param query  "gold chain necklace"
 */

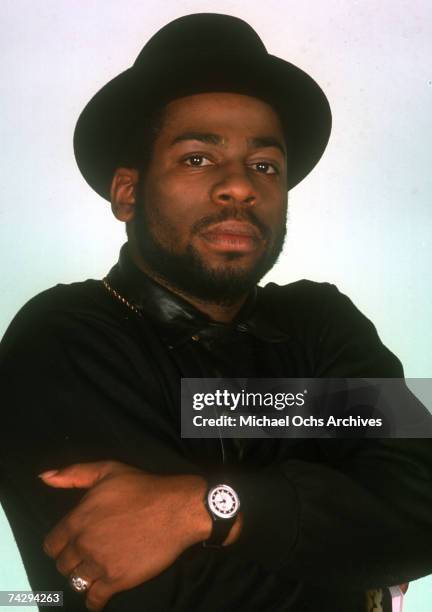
xmin=101 ymin=278 xmax=142 ymax=316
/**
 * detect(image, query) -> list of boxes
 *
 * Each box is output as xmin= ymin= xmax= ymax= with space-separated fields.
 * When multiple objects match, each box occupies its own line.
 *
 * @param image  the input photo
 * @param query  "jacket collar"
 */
xmin=106 ymin=243 xmax=290 ymax=347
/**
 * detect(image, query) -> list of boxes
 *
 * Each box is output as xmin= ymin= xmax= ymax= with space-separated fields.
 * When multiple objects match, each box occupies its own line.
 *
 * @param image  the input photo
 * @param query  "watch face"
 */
xmin=208 ymin=484 xmax=240 ymax=519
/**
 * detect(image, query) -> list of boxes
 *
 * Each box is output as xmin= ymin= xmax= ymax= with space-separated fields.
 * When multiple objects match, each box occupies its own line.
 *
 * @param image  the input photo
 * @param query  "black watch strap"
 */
xmin=203 ymin=515 xmax=235 ymax=548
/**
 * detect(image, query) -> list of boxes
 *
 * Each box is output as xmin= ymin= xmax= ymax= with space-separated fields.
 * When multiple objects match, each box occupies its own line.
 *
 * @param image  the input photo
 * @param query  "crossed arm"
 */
xmin=39 ymin=461 xmax=242 ymax=611
xmin=38 ymin=439 xmax=427 ymax=611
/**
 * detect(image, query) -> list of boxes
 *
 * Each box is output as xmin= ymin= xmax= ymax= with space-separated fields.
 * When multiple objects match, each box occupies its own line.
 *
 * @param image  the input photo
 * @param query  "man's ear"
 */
xmin=110 ymin=168 xmax=139 ymax=222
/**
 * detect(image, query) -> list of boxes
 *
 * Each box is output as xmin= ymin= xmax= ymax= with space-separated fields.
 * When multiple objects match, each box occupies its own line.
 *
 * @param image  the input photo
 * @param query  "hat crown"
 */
xmin=134 ymin=13 xmax=267 ymax=66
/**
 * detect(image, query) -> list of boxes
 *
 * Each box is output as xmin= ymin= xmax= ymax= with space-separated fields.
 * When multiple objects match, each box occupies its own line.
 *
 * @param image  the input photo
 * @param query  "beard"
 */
xmin=132 ymin=194 xmax=287 ymax=306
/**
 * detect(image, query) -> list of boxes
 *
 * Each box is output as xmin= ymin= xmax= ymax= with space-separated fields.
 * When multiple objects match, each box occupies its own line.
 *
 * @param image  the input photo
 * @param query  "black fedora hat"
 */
xmin=74 ymin=13 xmax=332 ymax=200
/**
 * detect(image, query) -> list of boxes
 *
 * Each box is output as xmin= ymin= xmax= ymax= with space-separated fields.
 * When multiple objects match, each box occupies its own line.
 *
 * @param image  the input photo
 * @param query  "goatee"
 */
xmin=132 ymin=197 xmax=287 ymax=306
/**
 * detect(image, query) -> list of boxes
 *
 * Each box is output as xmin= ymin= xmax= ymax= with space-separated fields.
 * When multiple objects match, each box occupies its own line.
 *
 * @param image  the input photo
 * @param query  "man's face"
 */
xmin=132 ymin=92 xmax=288 ymax=304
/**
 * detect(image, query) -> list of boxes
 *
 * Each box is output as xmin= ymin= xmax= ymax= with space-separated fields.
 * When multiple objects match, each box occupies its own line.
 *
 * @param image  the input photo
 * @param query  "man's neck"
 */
xmin=129 ymin=248 xmax=248 ymax=324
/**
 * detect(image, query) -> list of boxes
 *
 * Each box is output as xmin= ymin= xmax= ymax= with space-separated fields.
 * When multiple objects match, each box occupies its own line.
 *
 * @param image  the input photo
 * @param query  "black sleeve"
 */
xmin=0 ymin=289 xmax=201 ymax=610
xmin=226 ymin=284 xmax=432 ymax=589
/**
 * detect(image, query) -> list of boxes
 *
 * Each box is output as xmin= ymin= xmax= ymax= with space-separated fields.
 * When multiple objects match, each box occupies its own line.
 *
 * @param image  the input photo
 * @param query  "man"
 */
xmin=0 ymin=13 xmax=431 ymax=612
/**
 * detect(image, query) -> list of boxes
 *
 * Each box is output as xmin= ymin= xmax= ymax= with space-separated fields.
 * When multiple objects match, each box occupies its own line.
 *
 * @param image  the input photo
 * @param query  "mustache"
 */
xmin=191 ymin=208 xmax=270 ymax=240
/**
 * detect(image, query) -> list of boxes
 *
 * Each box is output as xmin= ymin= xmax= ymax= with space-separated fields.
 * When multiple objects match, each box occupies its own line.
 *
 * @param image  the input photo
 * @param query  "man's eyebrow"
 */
xmin=170 ymin=132 xmax=222 ymax=146
xmin=250 ymin=136 xmax=286 ymax=155
xmin=170 ymin=132 xmax=286 ymax=155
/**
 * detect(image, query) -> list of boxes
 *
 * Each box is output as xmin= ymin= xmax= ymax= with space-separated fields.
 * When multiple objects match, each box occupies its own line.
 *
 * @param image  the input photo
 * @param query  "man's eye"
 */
xmin=184 ymin=155 xmax=212 ymax=167
xmin=251 ymin=162 xmax=278 ymax=175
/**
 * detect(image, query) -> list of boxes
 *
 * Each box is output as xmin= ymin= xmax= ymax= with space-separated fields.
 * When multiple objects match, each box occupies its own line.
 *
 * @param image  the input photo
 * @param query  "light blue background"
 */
xmin=1 ymin=1 xmax=431 ymax=609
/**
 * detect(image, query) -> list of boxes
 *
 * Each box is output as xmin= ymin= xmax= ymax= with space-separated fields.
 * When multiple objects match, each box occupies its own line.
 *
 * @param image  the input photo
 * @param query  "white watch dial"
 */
xmin=208 ymin=484 xmax=240 ymax=519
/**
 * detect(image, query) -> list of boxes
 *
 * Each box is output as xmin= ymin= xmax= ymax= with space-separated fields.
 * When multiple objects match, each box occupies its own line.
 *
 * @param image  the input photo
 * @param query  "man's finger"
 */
xmin=38 ymin=461 xmax=121 ymax=489
xmin=85 ymin=579 xmax=116 ymax=612
xmin=43 ymin=520 xmax=71 ymax=559
xmin=54 ymin=545 xmax=82 ymax=577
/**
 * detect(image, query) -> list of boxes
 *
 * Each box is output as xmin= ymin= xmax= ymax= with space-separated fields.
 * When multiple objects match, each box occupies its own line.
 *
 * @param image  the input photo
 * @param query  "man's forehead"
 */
xmin=158 ymin=92 xmax=286 ymax=147
xmin=164 ymin=91 xmax=282 ymax=119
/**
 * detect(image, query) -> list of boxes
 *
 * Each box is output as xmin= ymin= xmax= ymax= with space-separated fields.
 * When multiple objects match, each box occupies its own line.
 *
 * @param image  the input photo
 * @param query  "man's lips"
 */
xmin=199 ymin=221 xmax=263 ymax=253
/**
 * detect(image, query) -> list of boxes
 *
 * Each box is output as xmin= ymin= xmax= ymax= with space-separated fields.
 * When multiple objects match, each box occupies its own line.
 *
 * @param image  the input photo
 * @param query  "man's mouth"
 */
xmin=199 ymin=221 xmax=263 ymax=253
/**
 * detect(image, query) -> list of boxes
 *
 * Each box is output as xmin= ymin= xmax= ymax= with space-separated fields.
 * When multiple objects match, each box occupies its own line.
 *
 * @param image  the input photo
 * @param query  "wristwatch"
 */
xmin=203 ymin=483 xmax=241 ymax=547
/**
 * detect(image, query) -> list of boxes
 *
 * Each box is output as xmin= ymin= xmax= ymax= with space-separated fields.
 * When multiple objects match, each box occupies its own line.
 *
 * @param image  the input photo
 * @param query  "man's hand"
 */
xmin=39 ymin=461 xmax=212 ymax=611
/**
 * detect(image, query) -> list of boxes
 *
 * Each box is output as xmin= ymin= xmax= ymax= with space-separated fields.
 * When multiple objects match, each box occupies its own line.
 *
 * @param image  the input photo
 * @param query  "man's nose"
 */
xmin=210 ymin=165 xmax=258 ymax=207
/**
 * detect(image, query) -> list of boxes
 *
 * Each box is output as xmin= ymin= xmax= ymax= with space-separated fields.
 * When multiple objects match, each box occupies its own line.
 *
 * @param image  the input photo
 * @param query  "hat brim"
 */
xmin=74 ymin=52 xmax=331 ymax=200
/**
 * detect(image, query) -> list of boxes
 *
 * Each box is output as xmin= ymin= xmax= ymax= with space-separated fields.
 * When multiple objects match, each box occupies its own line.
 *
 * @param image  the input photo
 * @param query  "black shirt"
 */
xmin=1 ymin=244 xmax=432 ymax=611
